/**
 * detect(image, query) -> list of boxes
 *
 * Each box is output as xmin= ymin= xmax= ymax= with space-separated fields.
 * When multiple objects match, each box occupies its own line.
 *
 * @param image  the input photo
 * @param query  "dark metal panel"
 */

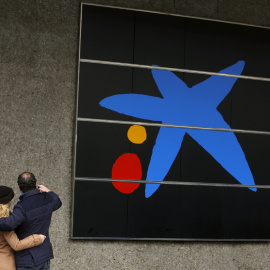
xmin=72 ymin=4 xmax=270 ymax=241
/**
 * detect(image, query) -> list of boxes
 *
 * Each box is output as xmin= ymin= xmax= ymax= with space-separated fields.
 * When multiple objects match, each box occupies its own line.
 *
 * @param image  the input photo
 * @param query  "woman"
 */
xmin=0 ymin=185 xmax=46 ymax=270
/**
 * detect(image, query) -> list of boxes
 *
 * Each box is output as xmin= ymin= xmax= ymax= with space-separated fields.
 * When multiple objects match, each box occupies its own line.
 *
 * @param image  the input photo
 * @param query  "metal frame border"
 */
xmin=80 ymin=58 xmax=270 ymax=82
xmin=82 ymin=2 xmax=270 ymax=30
xmin=77 ymin=117 xmax=270 ymax=136
xmin=71 ymin=2 xmax=270 ymax=241
xmin=71 ymin=2 xmax=84 ymax=239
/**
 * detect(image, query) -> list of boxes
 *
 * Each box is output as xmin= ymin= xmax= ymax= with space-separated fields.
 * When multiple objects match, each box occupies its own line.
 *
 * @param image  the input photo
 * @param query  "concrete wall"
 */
xmin=1 ymin=0 xmax=270 ymax=269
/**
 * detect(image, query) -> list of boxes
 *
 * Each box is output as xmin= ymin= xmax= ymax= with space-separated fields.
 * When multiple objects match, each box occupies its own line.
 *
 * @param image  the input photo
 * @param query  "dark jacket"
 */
xmin=0 ymin=189 xmax=62 ymax=267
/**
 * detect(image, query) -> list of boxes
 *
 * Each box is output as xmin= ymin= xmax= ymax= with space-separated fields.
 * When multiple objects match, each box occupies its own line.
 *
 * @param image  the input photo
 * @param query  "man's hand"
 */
xmin=39 ymin=234 xmax=46 ymax=242
xmin=38 ymin=185 xmax=50 ymax=193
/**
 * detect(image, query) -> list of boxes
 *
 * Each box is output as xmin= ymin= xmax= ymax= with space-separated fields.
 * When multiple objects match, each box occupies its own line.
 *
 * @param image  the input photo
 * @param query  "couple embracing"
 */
xmin=0 ymin=172 xmax=62 ymax=270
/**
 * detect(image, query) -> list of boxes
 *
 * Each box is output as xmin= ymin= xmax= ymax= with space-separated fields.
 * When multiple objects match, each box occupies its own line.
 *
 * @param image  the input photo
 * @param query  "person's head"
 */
xmin=17 ymin=172 xmax=37 ymax=193
xmin=0 ymin=186 xmax=14 ymax=218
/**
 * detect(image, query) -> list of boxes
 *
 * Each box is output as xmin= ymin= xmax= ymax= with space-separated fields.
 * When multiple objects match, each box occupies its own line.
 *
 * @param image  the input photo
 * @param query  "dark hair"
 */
xmin=17 ymin=172 xmax=37 ymax=193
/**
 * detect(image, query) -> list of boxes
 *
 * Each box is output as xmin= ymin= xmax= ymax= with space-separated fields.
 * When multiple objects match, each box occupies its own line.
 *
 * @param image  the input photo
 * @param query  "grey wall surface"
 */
xmin=1 ymin=0 xmax=270 ymax=269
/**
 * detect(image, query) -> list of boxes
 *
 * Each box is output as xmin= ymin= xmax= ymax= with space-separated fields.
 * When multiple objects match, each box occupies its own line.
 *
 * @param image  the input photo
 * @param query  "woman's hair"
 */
xmin=0 ymin=204 xmax=10 ymax=218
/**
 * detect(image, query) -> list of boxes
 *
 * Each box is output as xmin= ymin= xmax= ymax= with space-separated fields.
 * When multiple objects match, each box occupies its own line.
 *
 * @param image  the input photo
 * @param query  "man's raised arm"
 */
xmin=38 ymin=185 xmax=62 ymax=211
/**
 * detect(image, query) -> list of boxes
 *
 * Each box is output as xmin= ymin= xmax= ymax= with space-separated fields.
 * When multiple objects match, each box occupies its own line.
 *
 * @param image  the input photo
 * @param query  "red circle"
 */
xmin=112 ymin=153 xmax=142 ymax=194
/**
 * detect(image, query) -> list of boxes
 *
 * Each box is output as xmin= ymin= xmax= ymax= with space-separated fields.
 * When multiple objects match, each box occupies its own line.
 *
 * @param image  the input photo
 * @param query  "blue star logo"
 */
xmin=100 ymin=61 xmax=256 ymax=198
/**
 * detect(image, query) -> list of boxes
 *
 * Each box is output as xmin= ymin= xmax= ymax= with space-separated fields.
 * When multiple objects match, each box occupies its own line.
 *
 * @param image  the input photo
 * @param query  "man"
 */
xmin=0 ymin=172 xmax=62 ymax=269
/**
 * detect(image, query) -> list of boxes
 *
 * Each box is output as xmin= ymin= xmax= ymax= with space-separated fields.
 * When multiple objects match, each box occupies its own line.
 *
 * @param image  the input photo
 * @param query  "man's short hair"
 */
xmin=17 ymin=172 xmax=37 ymax=193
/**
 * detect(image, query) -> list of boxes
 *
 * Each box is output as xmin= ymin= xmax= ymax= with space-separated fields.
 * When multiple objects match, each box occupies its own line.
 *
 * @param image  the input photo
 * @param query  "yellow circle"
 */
xmin=127 ymin=125 xmax=147 ymax=144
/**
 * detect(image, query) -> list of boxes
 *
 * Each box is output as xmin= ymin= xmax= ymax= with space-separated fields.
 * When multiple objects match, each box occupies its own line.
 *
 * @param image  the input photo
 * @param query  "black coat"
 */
xmin=0 ymin=189 xmax=62 ymax=267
